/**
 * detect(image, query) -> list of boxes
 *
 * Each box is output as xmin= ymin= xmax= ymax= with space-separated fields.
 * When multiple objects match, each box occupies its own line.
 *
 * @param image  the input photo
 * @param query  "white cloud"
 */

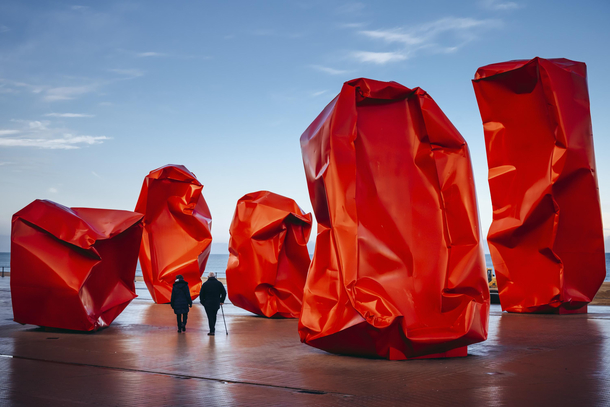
xmin=353 ymin=17 xmax=501 ymax=64
xmin=44 ymin=85 xmax=97 ymax=101
xmin=44 ymin=113 xmax=95 ymax=118
xmin=0 ymin=120 xmax=109 ymax=149
xmin=311 ymin=90 xmax=328 ymax=97
xmin=480 ymin=0 xmax=521 ymax=10
xmin=0 ymin=134 xmax=109 ymax=149
xmin=99 ymin=102 xmax=113 ymax=106
xmin=352 ymin=51 xmax=407 ymax=64
xmin=109 ymin=68 xmax=144 ymax=78
xmin=92 ymin=171 xmax=102 ymax=179
xmin=310 ymin=65 xmax=349 ymax=75
xmin=48 ymin=188 xmax=58 ymax=193
xmin=71 ymin=5 xmax=89 ymax=11
xmin=338 ymin=22 xmax=368 ymax=29
xmin=136 ymin=52 xmax=167 ymax=57
xmin=0 ymin=25 xmax=9 ymax=33
xmin=336 ymin=3 xmax=365 ymax=15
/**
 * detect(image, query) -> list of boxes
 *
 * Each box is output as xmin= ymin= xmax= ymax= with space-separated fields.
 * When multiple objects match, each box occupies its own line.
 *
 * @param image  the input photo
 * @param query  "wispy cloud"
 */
xmin=310 ymin=90 xmax=328 ymax=97
xmin=0 ymin=135 xmax=109 ymax=149
xmin=336 ymin=3 xmax=365 ymax=15
xmin=0 ymin=25 xmax=9 ymax=33
xmin=48 ymin=187 xmax=59 ymax=193
xmin=338 ymin=22 xmax=368 ymax=29
xmin=352 ymin=51 xmax=408 ymax=64
xmin=352 ymin=17 xmax=501 ymax=64
xmin=480 ymin=0 xmax=521 ymax=10
xmin=109 ymin=68 xmax=145 ymax=79
xmin=44 ymin=85 xmax=98 ymax=101
xmin=43 ymin=113 xmax=95 ymax=118
xmin=92 ymin=171 xmax=102 ymax=179
xmin=0 ymin=120 xmax=109 ymax=149
xmin=71 ymin=5 xmax=89 ymax=11
xmin=310 ymin=65 xmax=350 ymax=75
xmin=136 ymin=52 xmax=167 ymax=57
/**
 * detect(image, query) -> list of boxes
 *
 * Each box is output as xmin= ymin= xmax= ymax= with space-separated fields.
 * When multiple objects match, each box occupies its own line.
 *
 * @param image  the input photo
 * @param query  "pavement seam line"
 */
xmin=3 ymin=354 xmax=353 ymax=397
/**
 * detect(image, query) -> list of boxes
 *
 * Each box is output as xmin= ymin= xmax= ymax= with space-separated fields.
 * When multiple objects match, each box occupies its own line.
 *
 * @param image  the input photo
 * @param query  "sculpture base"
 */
xmin=558 ymin=305 xmax=587 ymax=315
xmin=409 ymin=346 xmax=467 ymax=360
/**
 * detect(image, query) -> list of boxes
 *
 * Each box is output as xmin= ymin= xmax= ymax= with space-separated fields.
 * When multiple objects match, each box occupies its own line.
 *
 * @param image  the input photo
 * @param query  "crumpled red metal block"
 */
xmin=135 ymin=164 xmax=212 ymax=304
xmin=472 ymin=57 xmax=605 ymax=314
xmin=299 ymin=78 xmax=489 ymax=360
xmin=10 ymin=199 xmax=143 ymax=331
xmin=226 ymin=191 xmax=312 ymax=318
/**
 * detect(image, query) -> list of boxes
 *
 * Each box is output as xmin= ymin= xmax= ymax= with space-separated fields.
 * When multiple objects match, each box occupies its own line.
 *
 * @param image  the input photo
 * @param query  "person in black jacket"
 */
xmin=199 ymin=272 xmax=227 ymax=336
xmin=170 ymin=275 xmax=192 ymax=333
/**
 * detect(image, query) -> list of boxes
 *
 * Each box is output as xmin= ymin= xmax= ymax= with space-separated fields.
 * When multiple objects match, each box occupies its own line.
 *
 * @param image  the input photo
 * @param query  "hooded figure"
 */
xmin=170 ymin=275 xmax=192 ymax=332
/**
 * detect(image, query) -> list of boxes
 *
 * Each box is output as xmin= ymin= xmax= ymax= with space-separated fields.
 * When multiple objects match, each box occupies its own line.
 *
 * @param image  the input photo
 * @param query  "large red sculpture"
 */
xmin=299 ymin=78 xmax=489 ymax=360
xmin=135 ymin=165 xmax=212 ymax=304
xmin=472 ymin=57 xmax=605 ymax=314
xmin=11 ymin=200 xmax=142 ymax=331
xmin=226 ymin=191 xmax=312 ymax=318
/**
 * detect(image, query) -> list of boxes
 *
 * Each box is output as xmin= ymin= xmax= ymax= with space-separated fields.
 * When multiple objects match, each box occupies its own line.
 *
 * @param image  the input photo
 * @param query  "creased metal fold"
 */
xmin=11 ymin=199 xmax=142 ymax=331
xmin=472 ymin=57 xmax=605 ymax=313
xmin=299 ymin=78 xmax=489 ymax=360
xmin=226 ymin=191 xmax=312 ymax=318
xmin=135 ymin=164 xmax=212 ymax=304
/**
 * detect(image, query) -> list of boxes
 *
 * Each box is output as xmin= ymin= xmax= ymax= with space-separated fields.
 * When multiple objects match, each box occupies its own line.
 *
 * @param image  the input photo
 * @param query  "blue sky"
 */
xmin=0 ymin=0 xmax=609 ymax=253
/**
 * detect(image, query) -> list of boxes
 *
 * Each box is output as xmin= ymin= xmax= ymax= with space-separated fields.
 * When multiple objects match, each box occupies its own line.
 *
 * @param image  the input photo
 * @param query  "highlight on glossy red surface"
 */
xmin=472 ymin=57 xmax=605 ymax=314
xmin=226 ymin=191 xmax=312 ymax=318
xmin=299 ymin=78 xmax=489 ymax=360
xmin=10 ymin=200 xmax=143 ymax=331
xmin=135 ymin=164 xmax=212 ymax=304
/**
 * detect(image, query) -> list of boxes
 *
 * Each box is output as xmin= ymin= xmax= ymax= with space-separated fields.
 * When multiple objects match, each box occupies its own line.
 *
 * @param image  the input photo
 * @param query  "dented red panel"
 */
xmin=226 ymin=191 xmax=312 ymax=318
xmin=473 ymin=57 xmax=605 ymax=313
xmin=10 ymin=200 xmax=142 ymax=331
xmin=299 ymin=78 xmax=489 ymax=360
xmin=135 ymin=164 xmax=212 ymax=304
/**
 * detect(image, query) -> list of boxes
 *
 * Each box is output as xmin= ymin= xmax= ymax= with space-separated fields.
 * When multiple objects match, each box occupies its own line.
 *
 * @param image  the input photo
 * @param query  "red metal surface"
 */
xmin=472 ymin=57 xmax=605 ymax=313
xmin=299 ymin=78 xmax=489 ymax=360
xmin=226 ymin=191 xmax=312 ymax=318
xmin=10 ymin=199 xmax=143 ymax=331
xmin=135 ymin=165 xmax=212 ymax=304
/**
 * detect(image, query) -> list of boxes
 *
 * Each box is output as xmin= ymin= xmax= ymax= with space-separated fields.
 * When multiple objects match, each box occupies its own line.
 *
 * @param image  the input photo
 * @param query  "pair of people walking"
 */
xmin=170 ymin=272 xmax=227 ymax=335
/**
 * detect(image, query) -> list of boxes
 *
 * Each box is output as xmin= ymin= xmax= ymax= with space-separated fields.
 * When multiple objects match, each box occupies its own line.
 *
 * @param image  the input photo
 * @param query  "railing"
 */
xmin=1 ymin=266 xmax=8 ymax=277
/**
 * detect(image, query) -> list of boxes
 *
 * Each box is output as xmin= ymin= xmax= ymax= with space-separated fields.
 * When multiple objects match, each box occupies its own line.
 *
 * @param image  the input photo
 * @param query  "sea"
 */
xmin=1 ymin=252 xmax=610 ymax=281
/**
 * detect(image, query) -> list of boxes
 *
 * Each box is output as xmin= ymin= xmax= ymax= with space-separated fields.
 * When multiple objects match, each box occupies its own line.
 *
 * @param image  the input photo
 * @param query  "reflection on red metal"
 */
xmin=10 ymin=200 xmax=143 ymax=331
xmin=226 ymin=191 xmax=312 ymax=318
xmin=473 ymin=57 xmax=605 ymax=314
xmin=135 ymin=165 xmax=212 ymax=304
xmin=299 ymin=78 xmax=489 ymax=360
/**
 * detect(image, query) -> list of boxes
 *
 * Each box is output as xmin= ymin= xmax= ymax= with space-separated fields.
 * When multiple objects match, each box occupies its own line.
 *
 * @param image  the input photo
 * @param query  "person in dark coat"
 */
xmin=199 ymin=272 xmax=227 ymax=336
xmin=170 ymin=275 xmax=192 ymax=333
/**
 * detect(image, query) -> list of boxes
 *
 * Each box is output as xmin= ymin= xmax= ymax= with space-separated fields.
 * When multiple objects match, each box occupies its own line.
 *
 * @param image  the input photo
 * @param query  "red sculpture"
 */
xmin=226 ymin=191 xmax=312 ymax=318
xmin=472 ymin=57 xmax=605 ymax=313
xmin=10 ymin=200 xmax=143 ymax=331
xmin=135 ymin=165 xmax=212 ymax=304
xmin=299 ymin=78 xmax=489 ymax=360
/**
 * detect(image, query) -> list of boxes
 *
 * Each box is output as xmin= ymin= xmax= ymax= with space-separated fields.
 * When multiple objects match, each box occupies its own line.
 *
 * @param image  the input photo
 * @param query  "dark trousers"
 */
xmin=176 ymin=313 xmax=188 ymax=329
xmin=203 ymin=304 xmax=218 ymax=333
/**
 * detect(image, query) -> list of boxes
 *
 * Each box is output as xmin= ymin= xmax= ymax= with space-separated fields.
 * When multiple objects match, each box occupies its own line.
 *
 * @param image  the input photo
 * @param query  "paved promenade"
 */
xmin=0 ymin=277 xmax=609 ymax=406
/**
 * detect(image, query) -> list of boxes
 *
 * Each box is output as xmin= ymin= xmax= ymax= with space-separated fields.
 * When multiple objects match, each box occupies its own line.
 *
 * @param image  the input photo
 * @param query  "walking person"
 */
xmin=199 ymin=272 xmax=227 ymax=336
xmin=170 ymin=274 xmax=192 ymax=333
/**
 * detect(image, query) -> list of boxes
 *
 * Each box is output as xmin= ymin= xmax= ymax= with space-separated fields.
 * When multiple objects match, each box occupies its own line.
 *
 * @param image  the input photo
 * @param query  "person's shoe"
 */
xmin=182 ymin=325 xmax=186 ymax=332
xmin=207 ymin=332 xmax=215 ymax=336
xmin=177 ymin=329 xmax=182 ymax=333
